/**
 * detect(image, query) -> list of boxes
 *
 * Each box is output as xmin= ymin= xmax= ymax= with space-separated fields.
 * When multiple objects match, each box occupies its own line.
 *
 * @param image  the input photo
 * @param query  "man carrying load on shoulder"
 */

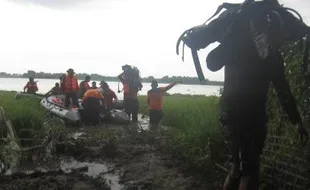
xmin=147 ymin=80 xmax=180 ymax=131
xmin=81 ymin=88 xmax=105 ymax=125
xmin=118 ymin=65 xmax=143 ymax=123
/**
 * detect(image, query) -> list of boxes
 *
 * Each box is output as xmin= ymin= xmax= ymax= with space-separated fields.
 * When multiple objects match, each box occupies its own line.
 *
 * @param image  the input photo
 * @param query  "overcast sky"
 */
xmin=1 ymin=0 xmax=309 ymax=81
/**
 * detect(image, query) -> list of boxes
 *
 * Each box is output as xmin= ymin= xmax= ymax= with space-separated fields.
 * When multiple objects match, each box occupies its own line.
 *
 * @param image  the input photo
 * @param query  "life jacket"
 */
xmin=24 ymin=82 xmax=38 ymax=93
xmin=63 ymin=74 xmax=79 ymax=93
xmin=82 ymin=89 xmax=105 ymax=103
xmin=147 ymin=87 xmax=167 ymax=110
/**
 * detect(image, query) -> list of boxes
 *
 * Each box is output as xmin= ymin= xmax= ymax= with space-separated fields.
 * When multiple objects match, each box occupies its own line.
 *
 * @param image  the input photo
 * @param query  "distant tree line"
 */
xmin=0 ymin=71 xmax=224 ymax=86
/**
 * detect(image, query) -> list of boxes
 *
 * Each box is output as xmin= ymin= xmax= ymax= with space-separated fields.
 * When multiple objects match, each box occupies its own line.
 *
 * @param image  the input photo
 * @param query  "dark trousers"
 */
xmin=65 ymin=92 xmax=79 ymax=107
xmin=81 ymin=97 xmax=101 ymax=125
xmin=124 ymin=99 xmax=138 ymax=122
xmin=149 ymin=110 xmax=163 ymax=125
xmin=221 ymin=118 xmax=267 ymax=189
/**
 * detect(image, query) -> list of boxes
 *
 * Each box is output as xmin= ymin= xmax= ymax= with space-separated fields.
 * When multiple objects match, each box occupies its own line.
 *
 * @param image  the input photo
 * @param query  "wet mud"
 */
xmin=0 ymin=115 xmax=214 ymax=190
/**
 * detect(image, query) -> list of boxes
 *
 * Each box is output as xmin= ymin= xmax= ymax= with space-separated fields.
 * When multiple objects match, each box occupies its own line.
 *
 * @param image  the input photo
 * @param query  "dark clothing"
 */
xmin=51 ymin=87 xmax=61 ymax=94
xmin=215 ymin=50 xmax=301 ymax=189
xmin=219 ymin=51 xmax=301 ymax=125
xmin=79 ymin=81 xmax=90 ymax=98
xmin=81 ymin=97 xmax=101 ymax=125
xmin=149 ymin=109 xmax=163 ymax=125
xmin=65 ymin=92 xmax=79 ymax=108
xmin=124 ymin=99 xmax=138 ymax=122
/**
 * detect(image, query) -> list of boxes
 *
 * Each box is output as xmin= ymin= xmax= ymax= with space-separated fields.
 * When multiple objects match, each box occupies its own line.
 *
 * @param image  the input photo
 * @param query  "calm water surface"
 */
xmin=0 ymin=78 xmax=222 ymax=99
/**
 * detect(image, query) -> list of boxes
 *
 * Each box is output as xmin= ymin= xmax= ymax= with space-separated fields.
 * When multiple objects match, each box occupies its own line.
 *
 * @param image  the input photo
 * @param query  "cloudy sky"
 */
xmin=1 ymin=0 xmax=309 ymax=81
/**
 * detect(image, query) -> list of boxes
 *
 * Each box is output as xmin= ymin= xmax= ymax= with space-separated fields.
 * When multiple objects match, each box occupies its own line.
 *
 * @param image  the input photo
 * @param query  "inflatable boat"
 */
xmin=40 ymin=94 xmax=129 ymax=125
xmin=40 ymin=94 xmax=81 ymax=124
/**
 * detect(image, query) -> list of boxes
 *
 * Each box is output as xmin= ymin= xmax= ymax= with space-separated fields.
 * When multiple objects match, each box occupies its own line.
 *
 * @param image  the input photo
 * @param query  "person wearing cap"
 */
xmin=79 ymin=75 xmax=91 ymax=98
xmin=100 ymin=81 xmax=118 ymax=109
xmin=90 ymin=81 xmax=98 ymax=89
xmin=23 ymin=77 xmax=38 ymax=94
xmin=147 ymin=80 xmax=180 ymax=130
xmin=81 ymin=88 xmax=105 ymax=125
xmin=61 ymin=68 xmax=79 ymax=108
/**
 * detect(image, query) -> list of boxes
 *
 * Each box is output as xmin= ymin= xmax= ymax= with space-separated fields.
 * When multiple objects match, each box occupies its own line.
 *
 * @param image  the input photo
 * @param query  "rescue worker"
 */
xmin=61 ymin=68 xmax=79 ymax=108
xmin=79 ymin=75 xmax=91 ymax=98
xmin=23 ymin=77 xmax=38 ymax=94
xmin=118 ymin=65 xmax=142 ymax=122
xmin=45 ymin=83 xmax=61 ymax=96
xmin=100 ymin=81 xmax=118 ymax=110
xmin=81 ymin=88 xmax=105 ymax=125
xmin=147 ymin=80 xmax=179 ymax=130
xmin=90 ymin=81 xmax=97 ymax=89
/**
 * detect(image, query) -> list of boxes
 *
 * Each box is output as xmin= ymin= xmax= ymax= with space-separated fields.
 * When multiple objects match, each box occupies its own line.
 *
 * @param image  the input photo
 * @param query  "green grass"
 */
xmin=0 ymin=91 xmax=46 ymax=141
xmin=138 ymin=95 xmax=224 ymax=175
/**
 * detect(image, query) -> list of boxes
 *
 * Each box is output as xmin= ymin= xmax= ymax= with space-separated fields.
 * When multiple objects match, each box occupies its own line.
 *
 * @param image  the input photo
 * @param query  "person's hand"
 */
xmin=296 ymin=121 xmax=309 ymax=146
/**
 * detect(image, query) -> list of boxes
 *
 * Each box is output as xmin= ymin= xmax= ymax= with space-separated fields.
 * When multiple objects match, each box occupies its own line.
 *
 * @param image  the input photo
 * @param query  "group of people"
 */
xmin=24 ymin=66 xmax=179 ymax=127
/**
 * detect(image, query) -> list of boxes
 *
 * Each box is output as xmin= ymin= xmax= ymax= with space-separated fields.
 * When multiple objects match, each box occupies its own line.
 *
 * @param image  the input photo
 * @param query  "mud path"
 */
xmin=0 ymin=118 xmax=215 ymax=190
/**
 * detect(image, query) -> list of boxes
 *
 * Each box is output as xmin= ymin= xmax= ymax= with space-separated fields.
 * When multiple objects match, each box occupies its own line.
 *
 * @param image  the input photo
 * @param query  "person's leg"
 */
xmin=64 ymin=93 xmax=71 ymax=107
xmin=223 ymin=123 xmax=241 ymax=190
xmin=82 ymin=98 xmax=91 ymax=124
xmin=238 ymin=122 xmax=267 ymax=190
xmin=131 ymin=99 xmax=138 ymax=122
xmin=71 ymin=92 xmax=79 ymax=107
xmin=124 ymin=99 xmax=132 ymax=120
xmin=149 ymin=110 xmax=156 ymax=131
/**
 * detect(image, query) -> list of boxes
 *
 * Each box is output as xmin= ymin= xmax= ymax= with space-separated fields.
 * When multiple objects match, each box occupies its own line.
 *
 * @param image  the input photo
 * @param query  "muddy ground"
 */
xmin=0 ymin=119 xmax=223 ymax=190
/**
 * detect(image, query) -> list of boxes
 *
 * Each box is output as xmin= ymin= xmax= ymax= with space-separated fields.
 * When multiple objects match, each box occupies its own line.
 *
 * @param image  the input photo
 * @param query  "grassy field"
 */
xmin=0 ymin=91 xmax=47 ymax=143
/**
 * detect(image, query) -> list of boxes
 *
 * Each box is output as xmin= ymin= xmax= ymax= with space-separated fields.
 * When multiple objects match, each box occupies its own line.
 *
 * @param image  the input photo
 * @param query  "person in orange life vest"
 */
xmin=24 ymin=77 xmax=38 ymax=94
xmin=118 ymin=65 xmax=142 ymax=122
xmin=82 ymin=88 xmax=105 ymax=125
xmin=147 ymin=80 xmax=180 ymax=128
xmin=90 ymin=81 xmax=98 ymax=89
xmin=79 ymin=75 xmax=91 ymax=98
xmin=100 ymin=81 xmax=118 ymax=109
xmin=61 ymin=68 xmax=79 ymax=108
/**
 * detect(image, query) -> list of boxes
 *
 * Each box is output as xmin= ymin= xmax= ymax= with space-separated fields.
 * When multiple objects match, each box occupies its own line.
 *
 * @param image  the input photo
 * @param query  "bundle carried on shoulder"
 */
xmin=176 ymin=0 xmax=310 ymax=82
xmin=123 ymin=65 xmax=143 ymax=92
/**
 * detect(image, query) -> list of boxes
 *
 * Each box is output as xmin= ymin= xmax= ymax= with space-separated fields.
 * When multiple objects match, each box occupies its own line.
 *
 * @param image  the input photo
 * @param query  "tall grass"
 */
xmin=0 ymin=91 xmax=45 ymax=140
xmin=138 ymin=95 xmax=224 ymax=175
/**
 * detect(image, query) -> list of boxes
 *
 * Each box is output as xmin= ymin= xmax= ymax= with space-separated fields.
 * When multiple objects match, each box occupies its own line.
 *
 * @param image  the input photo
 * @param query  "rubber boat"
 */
xmin=40 ymin=94 xmax=129 ymax=125
xmin=40 ymin=94 xmax=81 ymax=124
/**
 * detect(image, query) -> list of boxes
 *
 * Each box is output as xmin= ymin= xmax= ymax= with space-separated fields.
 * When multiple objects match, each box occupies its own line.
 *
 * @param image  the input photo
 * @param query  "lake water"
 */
xmin=0 ymin=78 xmax=222 ymax=99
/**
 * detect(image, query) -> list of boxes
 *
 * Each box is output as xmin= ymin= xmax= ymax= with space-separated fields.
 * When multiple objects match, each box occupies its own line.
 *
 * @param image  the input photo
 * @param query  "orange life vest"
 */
xmin=63 ymin=74 xmax=79 ymax=93
xmin=147 ymin=87 xmax=166 ymax=110
xmin=82 ymin=89 xmax=105 ymax=103
xmin=24 ymin=82 xmax=38 ymax=93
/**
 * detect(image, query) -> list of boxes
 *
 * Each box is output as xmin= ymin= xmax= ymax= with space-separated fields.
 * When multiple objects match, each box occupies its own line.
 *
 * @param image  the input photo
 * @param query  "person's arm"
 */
xmin=34 ymin=83 xmax=38 ymax=92
xmin=23 ymin=83 xmax=28 ymax=92
xmin=271 ymin=54 xmax=301 ymax=124
xmin=118 ymin=72 xmax=125 ymax=84
xmin=75 ymin=78 xmax=80 ymax=91
xmin=112 ymin=91 xmax=118 ymax=101
xmin=147 ymin=92 xmax=150 ymax=106
xmin=163 ymin=81 xmax=178 ymax=92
